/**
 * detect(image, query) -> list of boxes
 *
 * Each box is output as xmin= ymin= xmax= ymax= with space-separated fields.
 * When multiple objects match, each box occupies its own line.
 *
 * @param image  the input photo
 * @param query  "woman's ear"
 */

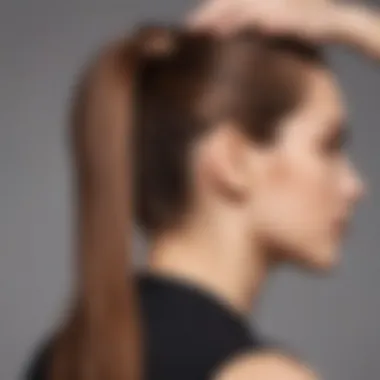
xmin=199 ymin=122 xmax=253 ymax=200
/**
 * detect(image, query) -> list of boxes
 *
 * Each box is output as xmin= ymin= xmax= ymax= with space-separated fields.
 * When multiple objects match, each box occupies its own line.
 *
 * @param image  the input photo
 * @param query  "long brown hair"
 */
xmin=47 ymin=25 xmax=324 ymax=380
xmin=49 ymin=35 xmax=142 ymax=380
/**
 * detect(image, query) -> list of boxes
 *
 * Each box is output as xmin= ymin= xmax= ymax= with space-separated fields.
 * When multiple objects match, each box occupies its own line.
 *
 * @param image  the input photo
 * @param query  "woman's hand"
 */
xmin=187 ymin=0 xmax=380 ymax=61
xmin=187 ymin=0 xmax=340 ymax=41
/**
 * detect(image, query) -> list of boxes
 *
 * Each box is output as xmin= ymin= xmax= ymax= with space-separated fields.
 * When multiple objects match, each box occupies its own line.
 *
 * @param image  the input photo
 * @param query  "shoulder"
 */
xmin=212 ymin=351 xmax=320 ymax=380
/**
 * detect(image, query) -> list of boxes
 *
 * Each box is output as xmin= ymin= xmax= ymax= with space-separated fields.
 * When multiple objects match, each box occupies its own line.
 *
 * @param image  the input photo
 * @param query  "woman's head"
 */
xmin=53 ymin=25 xmax=365 ymax=380
xmin=134 ymin=26 xmax=364 ymax=271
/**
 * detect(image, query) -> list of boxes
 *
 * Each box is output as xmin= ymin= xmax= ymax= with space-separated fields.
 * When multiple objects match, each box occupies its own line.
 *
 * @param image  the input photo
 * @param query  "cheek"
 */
xmin=269 ymin=154 xmax=333 ymax=221
xmin=288 ymin=154 xmax=337 ymax=216
xmin=254 ymin=152 xmax=341 ymax=260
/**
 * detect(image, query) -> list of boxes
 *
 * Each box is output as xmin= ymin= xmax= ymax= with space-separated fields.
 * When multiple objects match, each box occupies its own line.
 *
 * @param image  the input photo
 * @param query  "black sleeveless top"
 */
xmin=26 ymin=273 xmax=264 ymax=380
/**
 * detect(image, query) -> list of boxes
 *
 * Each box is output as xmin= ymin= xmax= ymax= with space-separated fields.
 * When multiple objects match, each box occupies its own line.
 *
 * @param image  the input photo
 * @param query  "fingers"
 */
xmin=185 ymin=0 xmax=234 ymax=32
xmin=186 ymin=0 xmax=263 ymax=35
xmin=184 ymin=0 xmax=328 ymax=39
xmin=185 ymin=0 xmax=285 ymax=35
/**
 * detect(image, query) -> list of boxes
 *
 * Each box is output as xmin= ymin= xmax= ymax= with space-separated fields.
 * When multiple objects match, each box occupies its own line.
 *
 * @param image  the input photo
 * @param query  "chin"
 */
xmin=293 ymin=243 xmax=342 ymax=274
xmin=305 ymin=247 xmax=340 ymax=274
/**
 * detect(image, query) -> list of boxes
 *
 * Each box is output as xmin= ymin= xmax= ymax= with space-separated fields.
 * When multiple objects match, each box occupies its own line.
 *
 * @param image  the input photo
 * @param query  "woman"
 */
xmin=26 ymin=1 xmax=380 ymax=380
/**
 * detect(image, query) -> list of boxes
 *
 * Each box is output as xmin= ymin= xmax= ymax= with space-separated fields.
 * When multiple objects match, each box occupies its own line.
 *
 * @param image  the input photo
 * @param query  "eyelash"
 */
xmin=327 ymin=139 xmax=343 ymax=151
xmin=322 ymin=136 xmax=346 ymax=155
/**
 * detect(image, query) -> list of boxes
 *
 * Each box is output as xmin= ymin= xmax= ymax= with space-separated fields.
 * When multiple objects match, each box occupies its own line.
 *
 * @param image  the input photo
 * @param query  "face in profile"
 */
xmin=246 ymin=64 xmax=365 ymax=271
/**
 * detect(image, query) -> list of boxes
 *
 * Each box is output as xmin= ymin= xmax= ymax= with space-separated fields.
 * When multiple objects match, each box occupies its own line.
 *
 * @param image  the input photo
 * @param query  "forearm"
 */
xmin=333 ymin=5 xmax=380 ymax=61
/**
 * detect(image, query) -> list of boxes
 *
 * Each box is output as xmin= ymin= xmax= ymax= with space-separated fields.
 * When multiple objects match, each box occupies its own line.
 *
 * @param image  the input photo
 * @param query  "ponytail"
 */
xmin=49 ymin=36 xmax=141 ymax=380
xmin=46 ymin=25 xmax=178 ymax=380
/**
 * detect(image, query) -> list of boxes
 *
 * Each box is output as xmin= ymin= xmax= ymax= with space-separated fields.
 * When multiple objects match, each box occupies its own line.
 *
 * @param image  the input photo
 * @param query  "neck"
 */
xmin=147 ymin=213 xmax=270 ymax=316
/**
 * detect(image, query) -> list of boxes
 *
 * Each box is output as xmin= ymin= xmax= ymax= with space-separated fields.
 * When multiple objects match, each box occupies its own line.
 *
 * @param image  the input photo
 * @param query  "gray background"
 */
xmin=1 ymin=0 xmax=380 ymax=379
